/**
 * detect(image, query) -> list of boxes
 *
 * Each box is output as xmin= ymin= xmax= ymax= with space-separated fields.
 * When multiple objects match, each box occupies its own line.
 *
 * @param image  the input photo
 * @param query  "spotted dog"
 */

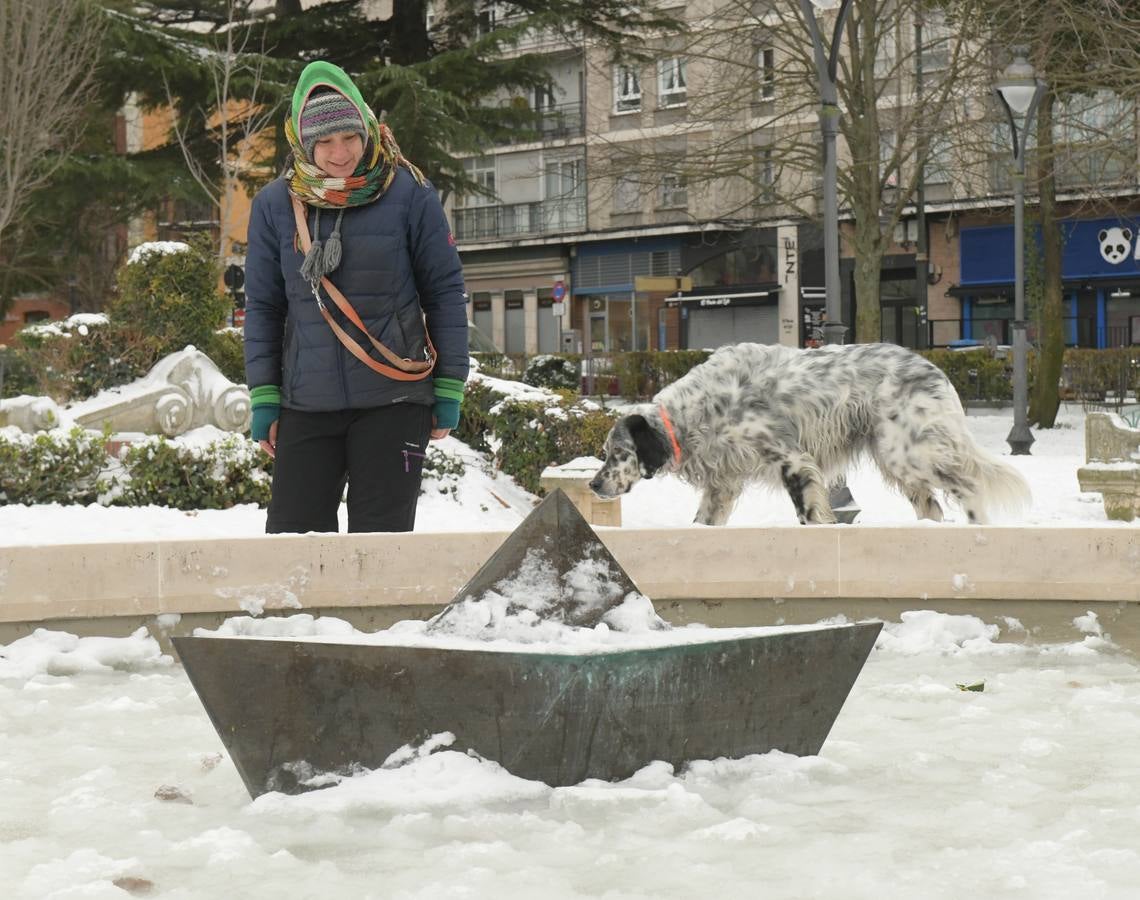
xmin=589 ymin=342 xmax=1031 ymax=525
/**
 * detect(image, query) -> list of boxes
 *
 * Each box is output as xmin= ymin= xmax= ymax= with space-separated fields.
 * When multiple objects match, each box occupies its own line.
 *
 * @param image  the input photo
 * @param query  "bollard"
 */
xmin=539 ymin=457 xmax=621 ymax=526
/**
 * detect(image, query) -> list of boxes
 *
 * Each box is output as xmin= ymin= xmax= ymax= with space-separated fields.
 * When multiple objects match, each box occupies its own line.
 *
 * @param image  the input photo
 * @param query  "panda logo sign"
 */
xmin=1098 ymin=226 xmax=1135 ymax=265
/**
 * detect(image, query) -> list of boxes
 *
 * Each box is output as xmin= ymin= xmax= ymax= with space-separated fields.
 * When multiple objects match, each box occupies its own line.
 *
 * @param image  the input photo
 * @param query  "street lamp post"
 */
xmin=800 ymin=0 xmax=854 ymax=347
xmin=994 ymin=47 xmax=1046 ymax=456
xmin=801 ymin=0 xmax=858 ymax=522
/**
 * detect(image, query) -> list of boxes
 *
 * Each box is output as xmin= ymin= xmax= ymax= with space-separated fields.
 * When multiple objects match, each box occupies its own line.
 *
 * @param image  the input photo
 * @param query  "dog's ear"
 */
xmin=627 ymin=414 xmax=670 ymax=478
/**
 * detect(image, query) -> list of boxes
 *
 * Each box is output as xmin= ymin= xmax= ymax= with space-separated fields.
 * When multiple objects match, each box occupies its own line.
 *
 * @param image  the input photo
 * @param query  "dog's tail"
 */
xmin=959 ymin=436 xmax=1033 ymax=521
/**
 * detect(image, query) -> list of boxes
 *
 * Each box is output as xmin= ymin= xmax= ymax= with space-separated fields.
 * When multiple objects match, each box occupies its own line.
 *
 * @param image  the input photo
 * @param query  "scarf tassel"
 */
xmin=323 ymin=226 xmax=343 ymax=272
xmin=298 ymin=208 xmax=346 ymax=284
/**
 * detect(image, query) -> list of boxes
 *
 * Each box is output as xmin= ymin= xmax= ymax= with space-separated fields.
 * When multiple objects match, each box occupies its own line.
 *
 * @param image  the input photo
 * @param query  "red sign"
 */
xmin=552 ymin=279 xmax=566 ymax=302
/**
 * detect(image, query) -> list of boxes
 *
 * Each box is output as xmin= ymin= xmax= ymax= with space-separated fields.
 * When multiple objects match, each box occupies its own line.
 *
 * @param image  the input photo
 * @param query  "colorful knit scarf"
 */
xmin=285 ymin=106 xmax=427 ymax=284
xmin=285 ymin=114 xmax=425 ymax=209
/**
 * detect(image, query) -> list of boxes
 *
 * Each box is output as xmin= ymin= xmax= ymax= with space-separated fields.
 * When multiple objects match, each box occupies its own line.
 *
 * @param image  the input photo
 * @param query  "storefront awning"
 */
xmin=665 ymin=284 xmax=781 ymax=308
xmin=948 ymin=282 xmax=1011 ymax=299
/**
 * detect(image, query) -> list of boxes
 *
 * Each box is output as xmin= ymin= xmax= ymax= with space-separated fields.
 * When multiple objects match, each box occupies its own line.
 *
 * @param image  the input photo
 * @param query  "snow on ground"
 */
xmin=0 ymin=404 xmax=1131 ymax=545
xmin=3 ymin=404 xmax=1140 ymax=897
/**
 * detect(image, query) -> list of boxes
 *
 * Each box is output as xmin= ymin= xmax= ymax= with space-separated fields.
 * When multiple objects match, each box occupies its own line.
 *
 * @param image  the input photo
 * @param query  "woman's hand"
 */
xmin=259 ymin=419 xmax=279 ymax=458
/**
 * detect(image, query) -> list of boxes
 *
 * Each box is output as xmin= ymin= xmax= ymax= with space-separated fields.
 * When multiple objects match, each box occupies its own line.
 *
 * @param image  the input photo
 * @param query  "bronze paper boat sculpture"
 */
xmin=174 ymin=490 xmax=881 ymax=798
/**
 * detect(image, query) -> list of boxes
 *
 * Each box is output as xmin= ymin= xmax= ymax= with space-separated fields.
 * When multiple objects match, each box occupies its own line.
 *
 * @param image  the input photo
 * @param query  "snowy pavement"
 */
xmin=0 ymin=405 xmax=1134 ymax=545
xmin=2 ymin=405 xmax=1140 ymax=897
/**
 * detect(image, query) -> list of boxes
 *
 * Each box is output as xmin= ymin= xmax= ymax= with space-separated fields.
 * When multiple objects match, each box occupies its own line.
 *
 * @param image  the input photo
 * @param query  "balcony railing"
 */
xmin=504 ymin=102 xmax=584 ymax=144
xmin=454 ymin=197 xmax=586 ymax=242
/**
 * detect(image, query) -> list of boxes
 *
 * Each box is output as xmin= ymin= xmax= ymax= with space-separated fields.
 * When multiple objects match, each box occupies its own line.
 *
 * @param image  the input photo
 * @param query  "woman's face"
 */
xmin=313 ymin=130 xmax=365 ymax=178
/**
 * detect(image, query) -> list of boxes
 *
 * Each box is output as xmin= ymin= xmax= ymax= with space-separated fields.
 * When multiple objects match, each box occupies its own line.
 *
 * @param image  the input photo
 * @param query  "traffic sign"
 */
xmin=552 ymin=279 xmax=566 ymax=302
xmin=552 ymin=302 xmax=565 ymax=316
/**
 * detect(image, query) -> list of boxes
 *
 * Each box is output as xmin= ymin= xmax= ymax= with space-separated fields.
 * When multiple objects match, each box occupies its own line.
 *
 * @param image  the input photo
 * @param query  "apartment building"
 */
xmin=450 ymin=1 xmax=1140 ymax=353
xmin=115 ymin=1 xmax=1140 ymax=353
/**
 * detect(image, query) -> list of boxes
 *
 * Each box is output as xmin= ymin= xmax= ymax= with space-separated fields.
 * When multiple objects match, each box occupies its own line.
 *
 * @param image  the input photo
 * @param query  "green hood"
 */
xmin=290 ymin=60 xmax=371 ymax=138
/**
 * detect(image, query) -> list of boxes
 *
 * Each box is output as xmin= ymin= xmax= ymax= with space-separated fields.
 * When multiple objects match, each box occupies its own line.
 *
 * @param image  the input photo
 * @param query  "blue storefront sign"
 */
xmin=960 ymin=216 xmax=1140 ymax=285
xmin=958 ymin=216 xmax=1140 ymax=347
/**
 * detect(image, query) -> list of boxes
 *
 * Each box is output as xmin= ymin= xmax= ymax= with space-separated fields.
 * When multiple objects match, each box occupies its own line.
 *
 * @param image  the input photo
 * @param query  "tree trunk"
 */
xmin=853 ymin=236 xmax=882 ymax=343
xmin=1030 ymin=92 xmax=1064 ymax=428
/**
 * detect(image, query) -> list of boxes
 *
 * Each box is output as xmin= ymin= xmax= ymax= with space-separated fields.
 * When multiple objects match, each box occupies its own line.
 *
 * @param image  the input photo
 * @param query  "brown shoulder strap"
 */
xmin=291 ymin=197 xmax=436 ymax=382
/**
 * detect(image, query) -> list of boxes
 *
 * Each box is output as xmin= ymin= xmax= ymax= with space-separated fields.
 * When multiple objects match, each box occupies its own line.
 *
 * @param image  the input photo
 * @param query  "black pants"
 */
xmin=266 ymin=404 xmax=432 ymax=534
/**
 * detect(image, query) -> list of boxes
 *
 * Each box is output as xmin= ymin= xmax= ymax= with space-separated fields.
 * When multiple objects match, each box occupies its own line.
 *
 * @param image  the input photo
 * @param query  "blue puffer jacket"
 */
xmin=243 ymin=170 xmax=468 ymax=411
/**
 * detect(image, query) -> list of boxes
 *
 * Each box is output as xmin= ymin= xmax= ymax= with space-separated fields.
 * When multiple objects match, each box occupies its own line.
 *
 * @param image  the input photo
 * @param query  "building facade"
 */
xmin=449 ymin=1 xmax=1140 ymax=354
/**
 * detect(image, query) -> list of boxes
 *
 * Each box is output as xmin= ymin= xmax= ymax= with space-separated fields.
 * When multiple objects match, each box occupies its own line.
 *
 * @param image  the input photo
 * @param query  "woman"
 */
xmin=244 ymin=60 xmax=468 ymax=533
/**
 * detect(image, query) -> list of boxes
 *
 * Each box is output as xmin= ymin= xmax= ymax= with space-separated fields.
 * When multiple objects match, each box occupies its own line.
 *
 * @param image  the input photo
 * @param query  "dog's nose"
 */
xmin=588 ymin=476 xmax=603 ymax=492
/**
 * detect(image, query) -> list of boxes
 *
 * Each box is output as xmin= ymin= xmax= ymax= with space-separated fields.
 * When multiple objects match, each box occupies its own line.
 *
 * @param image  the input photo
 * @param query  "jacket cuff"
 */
xmin=250 ymin=384 xmax=281 ymax=408
xmin=433 ymin=376 xmax=465 ymax=403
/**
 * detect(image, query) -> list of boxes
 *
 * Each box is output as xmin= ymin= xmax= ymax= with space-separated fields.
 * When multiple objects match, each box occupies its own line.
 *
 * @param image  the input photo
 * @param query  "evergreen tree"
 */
xmin=12 ymin=0 xmax=680 ymax=313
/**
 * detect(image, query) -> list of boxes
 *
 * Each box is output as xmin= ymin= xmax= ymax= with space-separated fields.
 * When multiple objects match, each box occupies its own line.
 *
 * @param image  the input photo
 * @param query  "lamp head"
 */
xmin=996 ymin=47 xmax=1039 ymax=114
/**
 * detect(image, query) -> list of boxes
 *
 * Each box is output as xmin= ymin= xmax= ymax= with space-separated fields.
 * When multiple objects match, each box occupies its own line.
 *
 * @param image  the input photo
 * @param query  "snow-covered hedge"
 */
xmin=0 ymin=428 xmax=269 ymax=509
xmin=117 ymin=434 xmax=272 ymax=510
xmin=0 ymin=427 xmax=467 ymax=509
xmin=455 ymin=379 xmax=615 ymax=494
xmin=522 ymin=354 xmax=580 ymax=391
xmin=0 ymin=427 xmax=110 ymax=505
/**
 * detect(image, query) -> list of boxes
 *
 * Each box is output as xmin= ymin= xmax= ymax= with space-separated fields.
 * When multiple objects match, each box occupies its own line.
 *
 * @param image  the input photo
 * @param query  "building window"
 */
xmin=459 ymin=156 xmax=496 ymax=207
xmin=923 ymin=133 xmax=953 ymax=184
xmin=544 ymin=157 xmax=586 ymax=231
xmin=757 ymin=147 xmax=775 ymax=196
xmin=880 ymin=130 xmax=898 ymax=187
xmin=657 ymin=57 xmax=687 ymax=107
xmin=920 ymin=10 xmax=952 ymax=73
xmin=23 ymin=310 xmax=50 ymax=324
xmin=544 ymin=158 xmax=583 ymax=201
xmin=757 ymin=45 xmax=776 ymax=101
xmin=614 ymin=65 xmax=641 ymax=114
xmin=476 ymin=2 xmax=504 ymax=38
xmin=614 ymin=174 xmax=641 ymax=213
xmin=533 ymin=84 xmax=555 ymax=112
xmin=659 ymin=173 xmax=687 ymax=209
xmin=1053 ymin=90 xmax=1135 ymax=187
xmin=874 ymin=27 xmax=897 ymax=79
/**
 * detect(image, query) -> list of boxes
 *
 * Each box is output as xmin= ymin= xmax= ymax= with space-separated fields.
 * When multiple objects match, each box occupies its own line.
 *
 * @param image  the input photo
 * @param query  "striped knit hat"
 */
xmin=299 ymin=89 xmax=367 ymax=161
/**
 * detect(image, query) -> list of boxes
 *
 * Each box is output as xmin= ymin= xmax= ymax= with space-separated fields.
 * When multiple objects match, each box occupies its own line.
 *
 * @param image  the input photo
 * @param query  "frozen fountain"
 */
xmin=174 ymin=491 xmax=881 ymax=798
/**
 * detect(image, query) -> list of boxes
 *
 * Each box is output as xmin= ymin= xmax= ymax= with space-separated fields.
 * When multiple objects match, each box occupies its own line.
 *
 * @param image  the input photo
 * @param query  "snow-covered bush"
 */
xmin=420 ymin=445 xmax=465 ymax=499
xmin=920 ymin=349 xmax=1014 ymax=404
xmin=2 ymin=315 xmax=154 ymax=403
xmin=204 ymin=328 xmax=246 ymax=385
xmin=522 ymin=354 xmax=580 ymax=391
xmin=109 ymin=235 xmax=229 ymax=360
xmin=609 ymin=350 xmax=711 ymax=399
xmin=0 ymin=427 xmax=110 ymax=505
xmin=455 ymin=380 xmax=614 ymax=494
xmin=116 ymin=434 xmax=271 ymax=510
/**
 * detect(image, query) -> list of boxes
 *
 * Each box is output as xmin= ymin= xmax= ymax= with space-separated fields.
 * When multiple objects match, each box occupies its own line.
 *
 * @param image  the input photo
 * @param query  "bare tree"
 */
xmin=589 ymin=0 xmax=992 ymax=343
xmin=164 ymin=0 xmax=280 ymax=266
xmin=972 ymin=0 xmax=1140 ymax=427
xmin=0 ymin=0 xmax=105 ymax=251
